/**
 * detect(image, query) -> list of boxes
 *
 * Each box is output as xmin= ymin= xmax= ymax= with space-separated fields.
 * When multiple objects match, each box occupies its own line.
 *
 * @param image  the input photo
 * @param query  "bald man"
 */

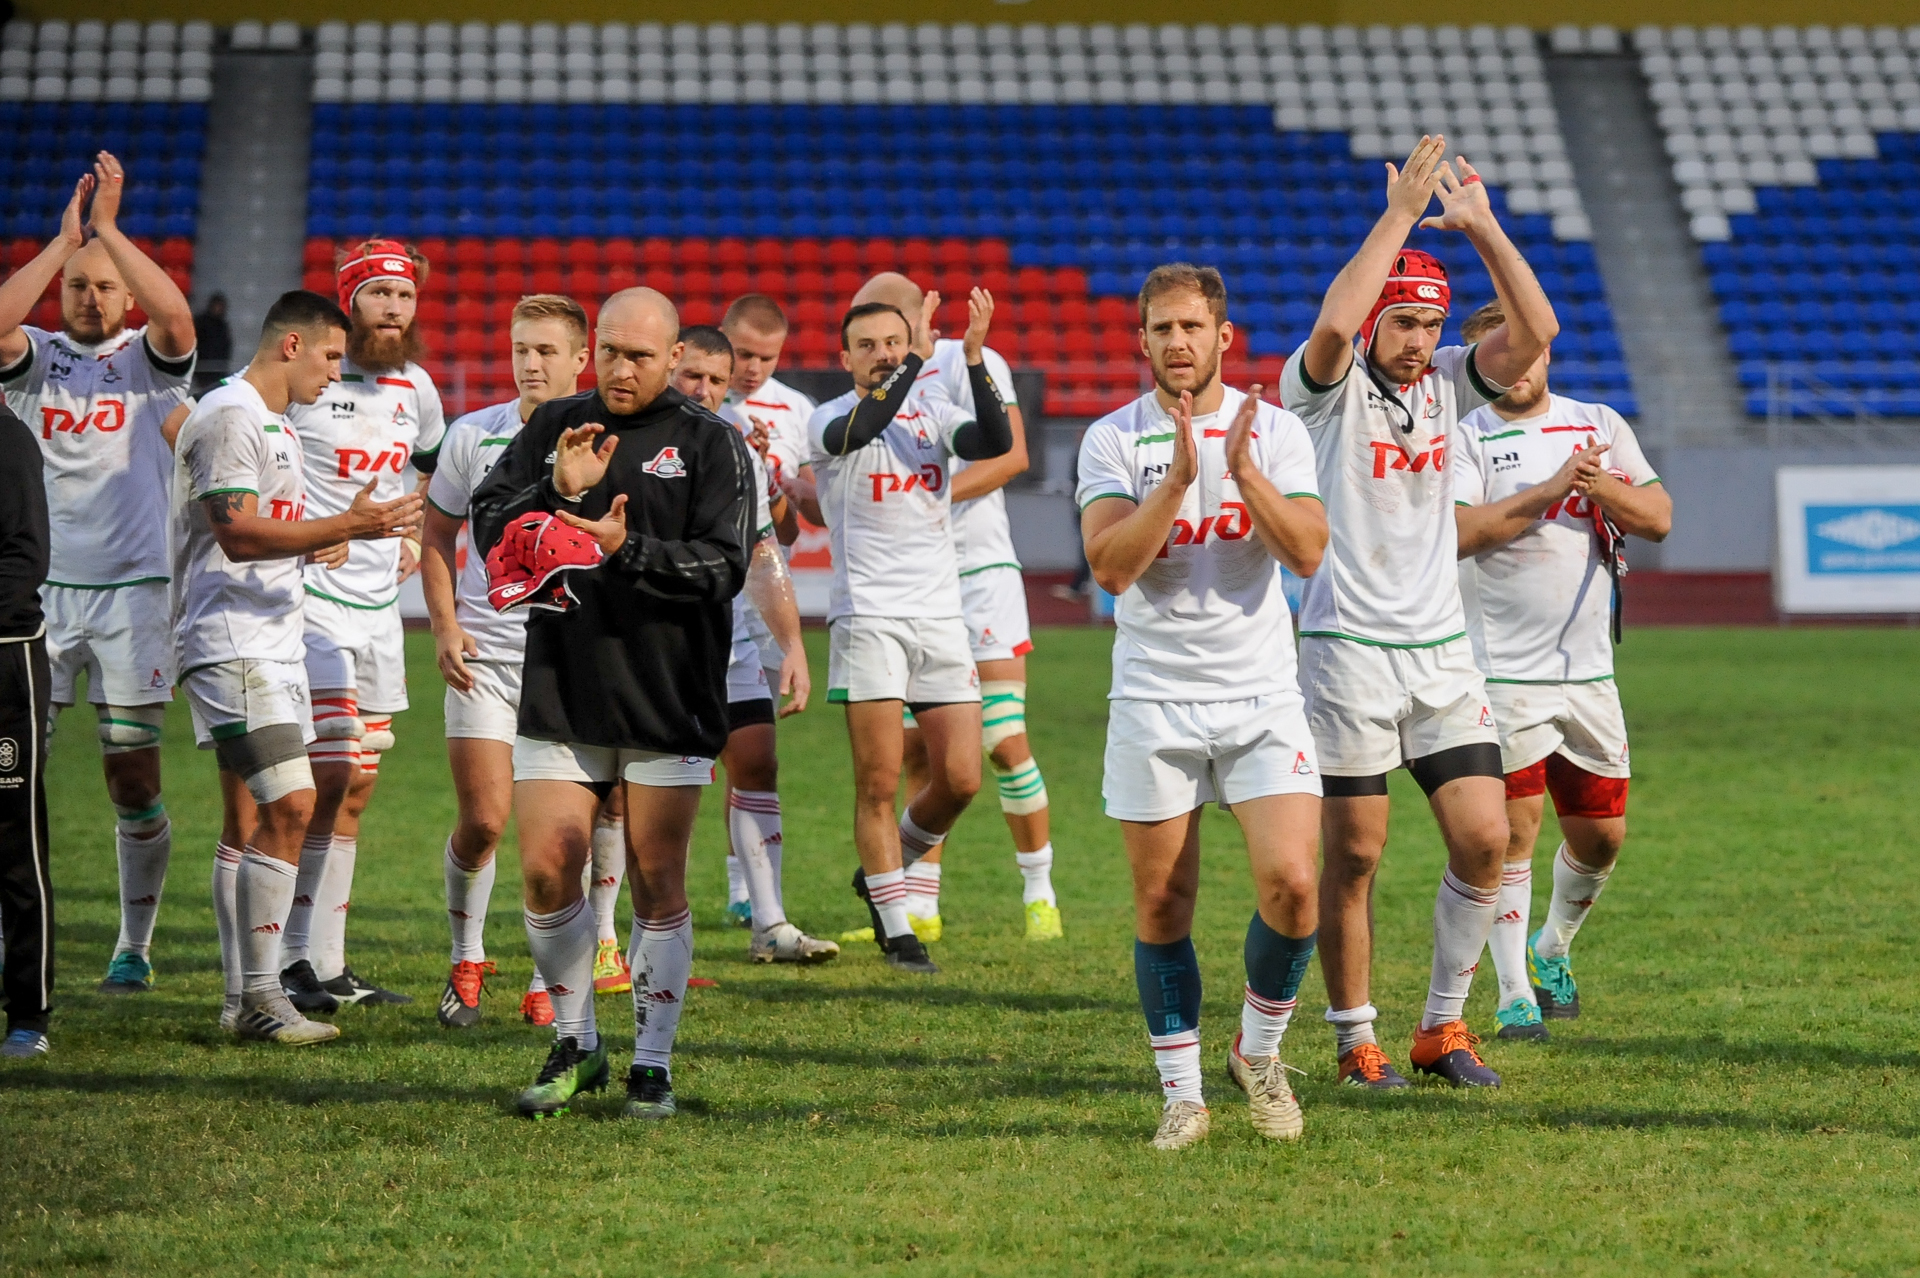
xmin=0 ymin=153 xmax=195 ymax=997
xmin=845 ymin=273 xmax=1062 ymax=944
xmin=472 ymin=288 xmax=757 ymax=1121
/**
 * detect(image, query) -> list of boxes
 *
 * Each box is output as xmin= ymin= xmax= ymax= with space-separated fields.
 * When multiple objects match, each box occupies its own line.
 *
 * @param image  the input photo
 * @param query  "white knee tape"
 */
xmin=313 ymin=714 xmax=366 ymax=742
xmin=97 ymin=704 xmax=165 ymax=754
xmin=981 ymin=681 xmax=1027 ymax=751
xmin=993 ymin=758 xmax=1048 ymax=816
xmin=360 ymin=722 xmax=396 ymax=753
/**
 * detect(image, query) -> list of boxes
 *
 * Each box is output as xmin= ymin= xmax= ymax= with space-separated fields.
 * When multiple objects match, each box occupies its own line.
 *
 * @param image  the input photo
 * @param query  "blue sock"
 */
xmin=1134 ymin=936 xmax=1201 ymax=1037
xmin=1243 ymin=912 xmax=1316 ymax=1003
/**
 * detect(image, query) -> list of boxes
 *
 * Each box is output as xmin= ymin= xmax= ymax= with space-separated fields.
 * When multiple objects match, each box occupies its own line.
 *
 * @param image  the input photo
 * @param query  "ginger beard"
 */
xmin=345 ymin=280 xmax=423 ymax=373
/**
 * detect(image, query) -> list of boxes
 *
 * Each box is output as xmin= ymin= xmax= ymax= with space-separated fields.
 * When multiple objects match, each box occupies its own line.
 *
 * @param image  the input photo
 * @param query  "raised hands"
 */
xmin=553 ymin=423 xmax=618 ymax=498
xmin=555 ymin=493 xmax=630 ymax=555
xmin=1384 ymin=135 xmax=1448 ymax=223
xmin=1167 ymin=391 xmax=1200 ymax=491
xmin=1547 ymin=441 xmax=1609 ymax=502
xmin=917 ymin=289 xmax=941 ymax=354
xmin=962 ymin=287 xmax=995 ymax=364
xmin=344 ymin=479 xmax=424 ymax=540
xmin=1224 ymin=384 xmax=1263 ymax=480
xmin=59 ymin=172 xmax=95 ymax=251
xmin=86 ymin=152 xmax=125 ymax=235
xmin=1421 ymin=156 xmax=1496 ymax=237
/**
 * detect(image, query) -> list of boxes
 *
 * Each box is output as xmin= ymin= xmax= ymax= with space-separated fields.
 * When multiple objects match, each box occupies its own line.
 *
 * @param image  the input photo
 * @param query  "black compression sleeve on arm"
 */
xmin=820 ymin=353 xmax=923 ymax=454
xmin=951 ymin=360 xmax=1013 ymax=461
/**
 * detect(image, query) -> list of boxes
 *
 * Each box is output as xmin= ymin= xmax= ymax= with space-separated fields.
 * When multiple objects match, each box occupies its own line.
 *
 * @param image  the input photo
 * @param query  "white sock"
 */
xmin=212 ymin=841 xmax=243 ymax=1003
xmin=898 ymin=811 xmax=946 ymax=866
xmin=725 ymin=852 xmax=749 ymax=907
xmin=589 ymin=819 xmax=624 ymax=944
xmin=113 ymin=818 xmax=171 ymax=959
xmin=904 ymin=860 xmax=941 ymax=920
xmin=1422 ymin=869 xmax=1501 ymax=1030
xmin=278 ymin=833 xmax=332 ymax=967
xmin=630 ymin=907 xmax=694 ymax=1070
xmin=236 ymin=848 xmax=297 ymax=998
xmin=1325 ymin=1004 xmax=1379 ymax=1056
xmin=444 ymin=839 xmax=496 ymax=963
xmin=728 ymin=790 xmax=787 ymax=930
xmin=1491 ymin=860 xmax=1533 ymax=1005
xmin=864 ymin=867 xmax=912 ymax=939
xmin=1239 ymin=987 xmax=1296 ymax=1058
xmin=311 ymin=834 xmax=356 ymax=981
xmin=1148 ymin=1029 xmax=1203 ymax=1107
xmin=1014 ymin=844 xmax=1056 ymax=907
xmin=524 ymin=898 xmax=597 ymax=1049
xmin=1538 ymin=843 xmax=1613 ymax=960
xmin=528 ymin=968 xmax=547 ymax=994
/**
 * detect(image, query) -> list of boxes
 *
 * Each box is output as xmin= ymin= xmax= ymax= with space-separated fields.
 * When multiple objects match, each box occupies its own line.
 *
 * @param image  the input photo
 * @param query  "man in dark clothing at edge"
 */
xmin=0 ymin=401 xmax=54 ymax=1058
xmin=471 ymin=287 xmax=756 ymax=1121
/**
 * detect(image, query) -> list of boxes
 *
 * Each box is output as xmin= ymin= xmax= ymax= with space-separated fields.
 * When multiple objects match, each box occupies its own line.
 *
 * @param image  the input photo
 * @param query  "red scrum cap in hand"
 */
xmin=485 ymin=512 xmax=605 ymax=613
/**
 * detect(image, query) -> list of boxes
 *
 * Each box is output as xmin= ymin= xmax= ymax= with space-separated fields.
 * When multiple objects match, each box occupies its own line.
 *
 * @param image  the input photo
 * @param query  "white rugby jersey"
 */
xmin=426 ymin=400 xmax=525 ymax=662
xmin=1454 ymin=395 xmax=1660 ymax=684
xmin=720 ymin=374 xmax=813 ymax=487
xmin=807 ymin=388 xmax=975 ymax=622
xmin=915 ymin=339 xmax=1022 ymax=577
xmin=288 ymin=359 xmax=446 ymax=609
xmin=1 ymin=325 xmax=193 ymax=587
xmin=729 ymin=446 xmax=778 ymax=644
xmin=1077 ymin=388 xmax=1320 ymax=701
xmin=170 ymin=378 xmax=308 ymax=670
xmin=1281 ymin=342 xmax=1499 ymax=648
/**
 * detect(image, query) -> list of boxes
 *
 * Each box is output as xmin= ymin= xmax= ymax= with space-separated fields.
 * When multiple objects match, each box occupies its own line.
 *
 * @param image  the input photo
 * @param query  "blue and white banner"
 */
xmin=1776 ymin=466 xmax=1920 ymax=613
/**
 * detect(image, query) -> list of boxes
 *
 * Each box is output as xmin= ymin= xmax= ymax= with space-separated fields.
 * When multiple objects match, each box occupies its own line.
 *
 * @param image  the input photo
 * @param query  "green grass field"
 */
xmin=3 ymin=625 xmax=1918 ymax=1276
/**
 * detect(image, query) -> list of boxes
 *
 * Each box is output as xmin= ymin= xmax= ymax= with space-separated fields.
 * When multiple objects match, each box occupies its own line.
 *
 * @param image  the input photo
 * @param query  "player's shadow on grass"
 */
xmin=1560 ymin=1032 xmax=1920 ymax=1073
xmin=0 ymin=1067 xmax=502 ymax=1109
xmin=719 ymin=978 xmax=1133 ymax=1017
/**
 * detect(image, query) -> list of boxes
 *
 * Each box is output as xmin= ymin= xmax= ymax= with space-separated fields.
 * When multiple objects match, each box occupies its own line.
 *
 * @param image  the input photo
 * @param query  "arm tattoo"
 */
xmin=204 ymin=492 xmax=247 ymax=525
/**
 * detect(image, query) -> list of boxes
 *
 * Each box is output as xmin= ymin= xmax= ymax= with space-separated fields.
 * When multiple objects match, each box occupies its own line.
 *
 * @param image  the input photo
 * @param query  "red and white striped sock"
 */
xmin=212 ymin=841 xmax=243 ymax=1004
xmin=1491 ymin=859 xmax=1533 ymax=1005
xmin=864 ymin=867 xmax=911 ymax=940
xmin=524 ymin=898 xmax=597 ymax=1049
xmin=904 ymin=860 xmax=941 ymax=920
xmin=1239 ymin=986 xmax=1297 ymax=1058
xmin=630 ymin=907 xmax=693 ymax=1069
xmin=279 ymin=833 xmax=332 ymax=967
xmin=1538 ymin=843 xmax=1613 ymax=960
xmin=1422 ymin=869 xmax=1501 ymax=1030
xmin=898 ymin=812 xmax=945 ymax=865
xmin=728 ymin=789 xmax=786 ymax=929
xmin=1149 ymin=1029 xmax=1203 ymax=1107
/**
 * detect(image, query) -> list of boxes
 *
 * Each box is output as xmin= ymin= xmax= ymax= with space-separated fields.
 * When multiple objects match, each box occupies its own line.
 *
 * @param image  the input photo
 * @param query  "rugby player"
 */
xmin=716 ymin=295 xmax=817 ymax=925
xmin=1281 ymin=136 xmax=1558 ymax=1089
xmin=170 ymin=290 xmax=419 ymax=1042
xmin=471 ymin=288 xmax=756 ymax=1120
xmin=278 ymin=240 xmax=446 ymax=1012
xmin=671 ymin=324 xmax=834 ymax=963
xmin=421 ymin=293 xmax=590 ymax=1028
xmin=1452 ymin=301 xmax=1670 ymax=1037
xmin=0 ymin=155 xmax=194 ymax=995
xmin=850 ymin=274 xmax=1061 ymax=944
xmin=808 ymin=292 xmax=1011 ymax=974
xmin=1078 ymin=265 xmax=1327 ymax=1150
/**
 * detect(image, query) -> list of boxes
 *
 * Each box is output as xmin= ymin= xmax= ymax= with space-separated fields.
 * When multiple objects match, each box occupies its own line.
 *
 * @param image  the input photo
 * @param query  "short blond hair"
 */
xmin=511 ymin=293 xmax=589 ymax=350
xmin=1138 ymin=263 xmax=1228 ymax=326
xmin=1460 ymin=299 xmax=1505 ymax=343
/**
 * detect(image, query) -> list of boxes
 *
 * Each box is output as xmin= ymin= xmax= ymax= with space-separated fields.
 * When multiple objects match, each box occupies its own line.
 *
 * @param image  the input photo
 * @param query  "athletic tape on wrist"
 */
xmin=96 ymin=703 xmax=165 ymax=753
xmin=980 ymin=680 xmax=1027 ymax=750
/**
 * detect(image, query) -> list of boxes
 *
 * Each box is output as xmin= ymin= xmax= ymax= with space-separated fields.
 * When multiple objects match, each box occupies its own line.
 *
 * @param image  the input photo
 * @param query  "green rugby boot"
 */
xmin=1526 ymin=930 xmax=1581 ymax=1020
xmin=516 ymin=1036 xmax=610 ymax=1118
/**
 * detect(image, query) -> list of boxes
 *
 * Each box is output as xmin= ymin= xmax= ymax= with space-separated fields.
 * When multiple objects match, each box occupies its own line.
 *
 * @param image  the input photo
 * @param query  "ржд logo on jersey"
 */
xmin=643 ymin=447 xmax=688 ymax=477
xmin=334 ymin=443 xmax=411 ymax=476
xmin=1156 ymin=502 xmax=1251 ymax=556
xmin=869 ymin=464 xmax=944 ymax=500
xmin=1370 ymin=434 xmax=1447 ymax=478
xmin=39 ymin=399 xmax=124 ymax=439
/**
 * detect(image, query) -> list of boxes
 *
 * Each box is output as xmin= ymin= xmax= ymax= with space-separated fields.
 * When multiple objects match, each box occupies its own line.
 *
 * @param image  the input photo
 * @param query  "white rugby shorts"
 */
xmin=1487 ymin=679 xmax=1631 ymax=779
xmin=827 ymin=615 xmax=980 ymax=706
xmin=43 ymin=581 xmax=174 ymax=706
xmin=960 ymin=566 xmax=1034 ymax=664
xmin=727 ymin=634 xmax=770 ymax=704
xmin=444 ymin=659 xmax=523 ymax=745
xmin=181 ymin=658 xmax=315 ymax=749
xmin=303 ymin=592 xmax=409 ymax=714
xmin=512 ymin=736 xmax=716 ymax=787
xmin=1299 ymin=635 xmax=1499 ymax=777
xmin=1103 ymin=691 xmax=1322 ymax=822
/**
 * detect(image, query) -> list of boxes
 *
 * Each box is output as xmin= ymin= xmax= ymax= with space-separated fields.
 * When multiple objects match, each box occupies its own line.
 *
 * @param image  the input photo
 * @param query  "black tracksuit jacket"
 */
xmin=471 ymin=387 xmax=755 ymax=759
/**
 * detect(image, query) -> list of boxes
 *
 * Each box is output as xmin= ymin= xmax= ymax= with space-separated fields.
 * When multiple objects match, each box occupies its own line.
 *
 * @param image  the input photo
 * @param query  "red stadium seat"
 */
xmin=714 ymin=238 xmax=748 ymax=269
xmin=977 ymin=241 xmax=1011 ymax=268
xmin=530 ymin=268 xmax=564 ymax=295
xmin=792 ymin=297 xmax=828 ymax=325
xmin=640 ymin=238 xmax=674 ymax=269
xmin=680 ymin=239 xmax=713 ymax=270
xmin=825 ymin=238 xmax=860 ymax=269
xmin=528 ymin=239 xmax=561 ymax=269
xmin=900 ymin=238 xmax=933 ymax=274
xmin=828 ymin=267 xmax=862 ymax=298
xmin=787 ymin=239 xmax=824 ymax=270
xmin=495 ymin=267 xmax=529 ymax=295
xmin=1061 ymin=329 xmax=1095 ymax=361
xmin=1057 ymin=297 xmax=1090 ymax=326
xmin=453 ymin=238 xmax=488 ymax=270
xmin=1095 ymin=296 xmax=1132 ymax=326
xmin=452 ymin=328 xmax=488 ymax=359
xmin=935 ymin=239 xmax=968 ymax=271
xmin=717 ymin=267 xmax=751 ymax=297
xmin=416 ymin=297 xmax=447 ymax=324
xmin=1015 ymin=267 xmax=1049 ymax=297
xmin=303 ymin=239 xmax=335 ymax=267
xmin=749 ymin=238 xmax=786 ymax=271
xmin=603 ymin=239 xmax=636 ymax=270
xmin=606 ymin=266 xmax=641 ymax=293
xmin=563 ymin=265 xmax=602 ymax=297
xmin=791 ymin=267 xmax=826 ymax=298
xmin=1051 ymin=267 xmax=1087 ymax=295
xmin=453 ymin=297 xmax=488 ymax=326
xmin=158 ymin=238 xmax=194 ymax=269
xmin=564 ymin=238 xmax=597 ymax=269
xmin=302 ymin=269 xmax=332 ymax=294
xmin=486 ymin=240 xmax=523 ymax=266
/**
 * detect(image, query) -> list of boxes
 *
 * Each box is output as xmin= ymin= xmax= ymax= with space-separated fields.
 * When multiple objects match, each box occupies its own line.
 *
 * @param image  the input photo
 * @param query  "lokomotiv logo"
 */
xmin=1369 ymin=434 xmax=1447 ymax=478
xmin=39 ymin=398 xmax=124 ymax=438
xmin=869 ymin=464 xmax=944 ymax=500
xmin=334 ymin=443 xmax=410 ymax=476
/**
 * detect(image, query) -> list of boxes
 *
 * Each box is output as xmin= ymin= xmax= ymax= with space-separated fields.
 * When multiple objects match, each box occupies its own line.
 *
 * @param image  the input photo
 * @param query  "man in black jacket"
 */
xmin=471 ymin=287 xmax=755 ymax=1121
xmin=0 ymin=402 xmax=53 ymax=1058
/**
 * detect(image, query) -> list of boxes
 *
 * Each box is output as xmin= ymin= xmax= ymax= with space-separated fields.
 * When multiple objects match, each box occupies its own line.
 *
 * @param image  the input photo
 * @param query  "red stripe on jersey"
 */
xmin=742 ymin=399 xmax=788 ymax=408
xmin=376 ymin=377 xmax=414 ymax=389
xmin=1539 ymin=425 xmax=1598 ymax=434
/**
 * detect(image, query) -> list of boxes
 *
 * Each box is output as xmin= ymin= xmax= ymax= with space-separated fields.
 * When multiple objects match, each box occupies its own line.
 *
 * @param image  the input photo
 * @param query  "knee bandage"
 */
xmin=97 ymin=704 xmax=165 ymax=754
xmin=309 ymin=693 xmax=364 ymax=765
xmin=980 ymin=681 xmax=1027 ymax=751
xmin=113 ymin=797 xmax=169 ymax=837
xmin=358 ymin=718 xmax=394 ymax=774
xmin=993 ymin=758 xmax=1048 ymax=815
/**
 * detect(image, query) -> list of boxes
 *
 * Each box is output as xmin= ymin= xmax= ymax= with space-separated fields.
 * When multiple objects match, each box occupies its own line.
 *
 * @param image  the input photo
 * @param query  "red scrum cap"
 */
xmin=337 ymin=239 xmax=418 ymax=312
xmin=1360 ymin=249 xmax=1451 ymax=351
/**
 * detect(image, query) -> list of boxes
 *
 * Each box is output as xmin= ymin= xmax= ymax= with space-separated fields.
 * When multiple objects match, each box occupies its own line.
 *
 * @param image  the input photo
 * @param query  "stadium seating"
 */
xmin=1638 ymin=24 xmax=1920 ymax=416
xmin=299 ymin=22 xmax=1629 ymax=418
xmin=0 ymin=20 xmax=208 ymax=329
